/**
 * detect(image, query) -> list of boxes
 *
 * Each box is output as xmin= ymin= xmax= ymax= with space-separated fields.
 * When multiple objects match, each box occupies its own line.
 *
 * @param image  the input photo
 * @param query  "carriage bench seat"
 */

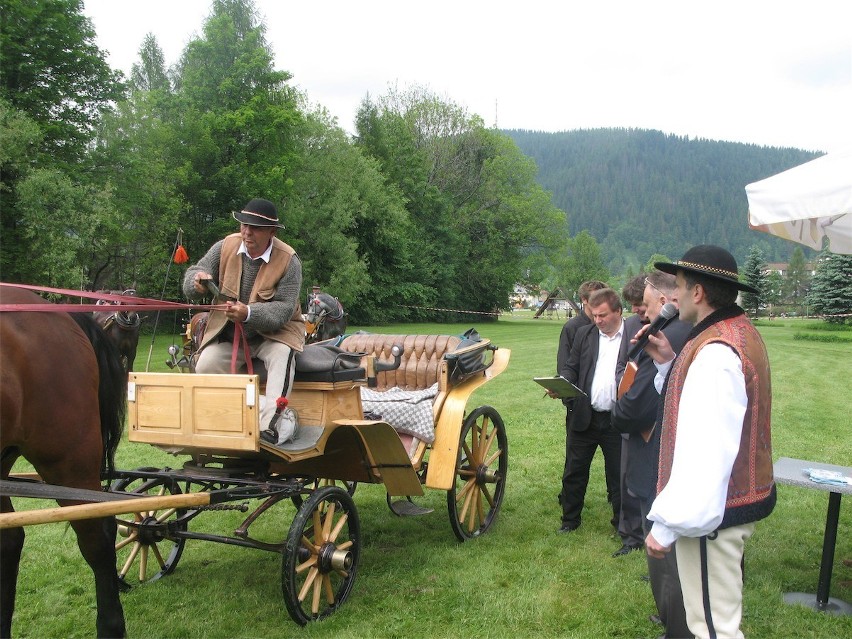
xmin=333 ymin=332 xmax=493 ymax=455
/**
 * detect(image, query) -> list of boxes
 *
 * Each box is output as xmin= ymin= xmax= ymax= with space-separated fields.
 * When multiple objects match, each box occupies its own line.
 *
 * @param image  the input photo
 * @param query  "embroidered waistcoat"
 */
xmin=657 ymin=313 xmax=775 ymax=528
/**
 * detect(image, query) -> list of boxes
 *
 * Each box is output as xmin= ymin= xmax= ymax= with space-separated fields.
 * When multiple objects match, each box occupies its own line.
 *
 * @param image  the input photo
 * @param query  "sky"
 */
xmin=83 ymin=0 xmax=851 ymax=154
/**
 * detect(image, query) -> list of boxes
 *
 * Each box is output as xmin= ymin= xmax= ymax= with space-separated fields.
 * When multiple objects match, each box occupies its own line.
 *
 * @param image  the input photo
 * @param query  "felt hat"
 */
xmin=655 ymin=245 xmax=758 ymax=294
xmin=232 ymin=198 xmax=284 ymax=228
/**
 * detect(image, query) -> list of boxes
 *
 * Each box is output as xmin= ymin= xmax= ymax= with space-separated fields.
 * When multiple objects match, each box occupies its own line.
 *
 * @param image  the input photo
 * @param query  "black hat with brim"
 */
xmin=232 ymin=198 xmax=284 ymax=228
xmin=655 ymin=244 xmax=758 ymax=294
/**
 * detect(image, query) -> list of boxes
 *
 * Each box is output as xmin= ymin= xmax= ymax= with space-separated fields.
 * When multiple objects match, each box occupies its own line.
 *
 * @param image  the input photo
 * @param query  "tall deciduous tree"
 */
xmin=355 ymin=85 xmax=564 ymax=320
xmin=1 ymin=0 xmax=124 ymax=286
xmin=0 ymin=0 xmax=124 ymax=165
xmin=284 ymin=111 xmax=414 ymax=322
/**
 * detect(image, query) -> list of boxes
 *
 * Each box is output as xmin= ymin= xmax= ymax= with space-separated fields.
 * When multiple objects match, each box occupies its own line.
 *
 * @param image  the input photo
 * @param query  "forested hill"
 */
xmin=504 ymin=128 xmax=820 ymax=272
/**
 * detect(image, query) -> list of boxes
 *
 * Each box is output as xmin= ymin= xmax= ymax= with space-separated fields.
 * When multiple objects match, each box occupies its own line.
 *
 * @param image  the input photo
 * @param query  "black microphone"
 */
xmin=627 ymin=302 xmax=679 ymax=360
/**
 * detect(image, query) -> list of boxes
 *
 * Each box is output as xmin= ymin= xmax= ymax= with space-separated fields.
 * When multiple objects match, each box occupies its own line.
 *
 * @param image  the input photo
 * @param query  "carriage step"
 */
xmin=387 ymin=496 xmax=433 ymax=517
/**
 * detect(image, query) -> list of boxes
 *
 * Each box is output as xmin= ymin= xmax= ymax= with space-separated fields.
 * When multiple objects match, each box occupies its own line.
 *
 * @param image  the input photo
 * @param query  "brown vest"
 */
xmin=200 ymin=234 xmax=304 ymax=352
xmin=657 ymin=313 xmax=775 ymax=528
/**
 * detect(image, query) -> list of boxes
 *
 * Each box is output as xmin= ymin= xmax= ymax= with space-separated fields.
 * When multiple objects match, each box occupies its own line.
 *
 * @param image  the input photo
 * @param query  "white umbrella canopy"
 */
xmin=746 ymin=150 xmax=852 ymax=255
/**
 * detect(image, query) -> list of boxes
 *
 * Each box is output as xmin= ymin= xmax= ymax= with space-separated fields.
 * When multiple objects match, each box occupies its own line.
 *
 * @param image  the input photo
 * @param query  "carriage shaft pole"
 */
xmin=0 ymin=492 xmax=211 ymax=529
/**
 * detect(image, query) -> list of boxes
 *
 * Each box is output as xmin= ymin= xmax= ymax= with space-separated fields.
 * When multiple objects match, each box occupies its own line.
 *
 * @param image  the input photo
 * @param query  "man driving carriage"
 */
xmin=183 ymin=198 xmax=305 ymax=444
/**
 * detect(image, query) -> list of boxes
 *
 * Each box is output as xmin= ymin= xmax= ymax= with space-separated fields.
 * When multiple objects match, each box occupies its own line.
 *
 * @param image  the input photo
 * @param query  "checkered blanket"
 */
xmin=360 ymin=383 xmax=439 ymax=443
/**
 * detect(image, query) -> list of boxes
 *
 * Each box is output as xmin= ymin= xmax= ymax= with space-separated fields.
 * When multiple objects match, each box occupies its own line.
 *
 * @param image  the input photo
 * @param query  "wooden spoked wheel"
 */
xmin=282 ymin=486 xmax=360 ymax=625
xmin=447 ymin=405 xmax=508 ymax=541
xmin=112 ymin=474 xmax=188 ymax=584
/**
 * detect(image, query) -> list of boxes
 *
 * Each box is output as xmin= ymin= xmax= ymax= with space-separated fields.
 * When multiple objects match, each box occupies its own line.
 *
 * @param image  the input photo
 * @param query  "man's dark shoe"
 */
xmin=558 ymin=523 xmax=579 ymax=533
xmin=612 ymin=543 xmax=643 ymax=557
xmin=260 ymin=429 xmax=277 ymax=444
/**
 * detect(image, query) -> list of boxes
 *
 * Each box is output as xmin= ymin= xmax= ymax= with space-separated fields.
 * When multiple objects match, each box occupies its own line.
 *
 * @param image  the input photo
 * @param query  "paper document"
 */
xmin=533 ymin=376 xmax=586 ymax=399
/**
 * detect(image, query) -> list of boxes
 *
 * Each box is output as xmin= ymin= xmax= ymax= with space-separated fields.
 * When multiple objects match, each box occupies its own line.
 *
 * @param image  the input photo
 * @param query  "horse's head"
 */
xmin=115 ymin=289 xmax=140 ymax=327
xmin=305 ymin=293 xmax=347 ymax=343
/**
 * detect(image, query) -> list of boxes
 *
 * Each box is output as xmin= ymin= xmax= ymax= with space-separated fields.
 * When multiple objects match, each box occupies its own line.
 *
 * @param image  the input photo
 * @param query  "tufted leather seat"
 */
xmin=338 ymin=334 xmax=462 ymax=391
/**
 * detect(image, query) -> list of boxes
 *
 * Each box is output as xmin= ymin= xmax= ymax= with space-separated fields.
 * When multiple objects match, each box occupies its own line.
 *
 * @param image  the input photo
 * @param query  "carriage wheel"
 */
xmin=282 ymin=486 xmax=360 ymax=625
xmin=112 ymin=474 xmax=188 ymax=584
xmin=447 ymin=405 xmax=508 ymax=541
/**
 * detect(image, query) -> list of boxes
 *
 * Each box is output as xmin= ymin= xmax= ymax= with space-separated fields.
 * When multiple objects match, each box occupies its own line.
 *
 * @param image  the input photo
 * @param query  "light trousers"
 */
xmin=675 ymin=523 xmax=755 ymax=639
xmin=196 ymin=338 xmax=296 ymax=439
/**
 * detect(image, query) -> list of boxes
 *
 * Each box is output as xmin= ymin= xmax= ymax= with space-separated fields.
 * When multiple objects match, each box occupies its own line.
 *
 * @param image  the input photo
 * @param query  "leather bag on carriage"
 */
xmin=444 ymin=328 xmax=492 ymax=384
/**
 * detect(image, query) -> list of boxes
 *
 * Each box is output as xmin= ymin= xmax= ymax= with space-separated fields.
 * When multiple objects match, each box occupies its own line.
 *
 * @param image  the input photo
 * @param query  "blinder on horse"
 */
xmin=94 ymin=289 xmax=142 ymax=374
xmin=305 ymin=291 xmax=347 ymax=344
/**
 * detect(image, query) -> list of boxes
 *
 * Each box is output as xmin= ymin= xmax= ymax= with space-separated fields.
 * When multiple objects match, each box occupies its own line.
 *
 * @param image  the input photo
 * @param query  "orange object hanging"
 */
xmin=173 ymin=228 xmax=189 ymax=264
xmin=173 ymin=245 xmax=188 ymax=264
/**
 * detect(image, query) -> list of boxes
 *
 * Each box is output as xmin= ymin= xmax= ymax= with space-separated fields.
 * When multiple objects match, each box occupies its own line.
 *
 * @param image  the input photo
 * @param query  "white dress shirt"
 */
xmin=589 ymin=321 xmax=624 ymax=412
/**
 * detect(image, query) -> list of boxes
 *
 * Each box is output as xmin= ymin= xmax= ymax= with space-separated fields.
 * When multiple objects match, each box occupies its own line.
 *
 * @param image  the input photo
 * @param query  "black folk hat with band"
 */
xmin=654 ymin=244 xmax=759 ymax=294
xmin=232 ymin=198 xmax=285 ymax=228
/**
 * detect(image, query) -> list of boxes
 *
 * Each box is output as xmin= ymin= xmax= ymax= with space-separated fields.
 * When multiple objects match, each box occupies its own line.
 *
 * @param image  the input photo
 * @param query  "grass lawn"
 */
xmin=6 ymin=312 xmax=852 ymax=638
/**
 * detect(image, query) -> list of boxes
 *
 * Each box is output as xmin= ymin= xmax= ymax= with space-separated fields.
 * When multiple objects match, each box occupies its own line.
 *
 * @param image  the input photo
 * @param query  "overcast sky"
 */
xmin=83 ymin=0 xmax=851 ymax=154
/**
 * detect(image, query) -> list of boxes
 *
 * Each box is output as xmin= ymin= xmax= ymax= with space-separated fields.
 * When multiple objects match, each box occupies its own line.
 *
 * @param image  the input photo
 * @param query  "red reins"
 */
xmin=0 ymin=283 xmax=225 ymax=313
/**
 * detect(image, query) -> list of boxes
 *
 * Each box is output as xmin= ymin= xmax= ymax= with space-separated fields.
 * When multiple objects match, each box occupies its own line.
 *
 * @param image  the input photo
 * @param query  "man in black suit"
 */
xmin=556 ymin=280 xmax=607 ymax=373
xmin=558 ymin=287 xmax=625 ymax=533
xmin=555 ymin=280 xmax=606 ymax=521
xmin=612 ymin=275 xmax=649 ymax=557
xmin=612 ymin=270 xmax=691 ymax=638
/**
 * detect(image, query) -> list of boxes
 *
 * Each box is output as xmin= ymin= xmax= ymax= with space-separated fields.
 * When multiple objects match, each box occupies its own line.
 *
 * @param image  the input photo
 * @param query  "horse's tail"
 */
xmin=71 ymin=313 xmax=127 ymax=480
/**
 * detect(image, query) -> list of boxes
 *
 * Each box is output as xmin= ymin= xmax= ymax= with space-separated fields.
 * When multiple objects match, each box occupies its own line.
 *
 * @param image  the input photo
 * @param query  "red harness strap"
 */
xmin=0 ymin=282 xmax=221 ymax=313
xmin=231 ymin=322 xmax=254 ymax=375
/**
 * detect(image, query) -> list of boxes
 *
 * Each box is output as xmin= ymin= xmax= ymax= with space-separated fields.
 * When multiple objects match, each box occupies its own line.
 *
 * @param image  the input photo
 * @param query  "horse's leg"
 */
xmin=0 ymin=495 xmax=25 ymax=639
xmin=39 ymin=443 xmax=126 ymax=638
xmin=67 ymin=514 xmax=126 ymax=638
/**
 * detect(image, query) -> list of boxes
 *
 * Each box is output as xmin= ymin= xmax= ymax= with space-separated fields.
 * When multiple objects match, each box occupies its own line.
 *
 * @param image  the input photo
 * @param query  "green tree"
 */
xmin=645 ymin=253 xmax=673 ymax=274
xmin=0 ymin=0 xmax=124 ymax=165
xmin=806 ymin=250 xmax=852 ymax=323
xmin=781 ymin=246 xmax=811 ymax=312
xmin=356 ymin=85 xmax=564 ymax=320
xmin=285 ymin=110 xmax=414 ymax=323
xmin=765 ymin=270 xmax=783 ymax=313
xmin=549 ymin=230 xmax=611 ymax=304
xmin=169 ymin=0 xmax=303 ymax=257
xmin=741 ymin=245 xmax=769 ymax=316
xmin=1 ymin=0 xmax=124 ymax=285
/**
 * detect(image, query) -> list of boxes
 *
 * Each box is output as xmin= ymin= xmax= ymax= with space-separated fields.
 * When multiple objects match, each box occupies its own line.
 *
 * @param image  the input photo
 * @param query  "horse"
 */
xmin=305 ymin=292 xmax=347 ymax=344
xmin=0 ymin=285 xmax=127 ymax=638
xmin=94 ymin=289 xmax=142 ymax=374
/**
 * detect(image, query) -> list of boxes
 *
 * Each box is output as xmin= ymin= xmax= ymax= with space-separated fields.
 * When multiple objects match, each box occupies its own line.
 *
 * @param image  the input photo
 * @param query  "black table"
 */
xmin=773 ymin=456 xmax=852 ymax=615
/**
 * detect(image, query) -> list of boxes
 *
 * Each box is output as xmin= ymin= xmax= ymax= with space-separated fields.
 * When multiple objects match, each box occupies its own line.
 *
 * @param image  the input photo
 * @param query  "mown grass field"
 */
xmin=7 ymin=312 xmax=852 ymax=638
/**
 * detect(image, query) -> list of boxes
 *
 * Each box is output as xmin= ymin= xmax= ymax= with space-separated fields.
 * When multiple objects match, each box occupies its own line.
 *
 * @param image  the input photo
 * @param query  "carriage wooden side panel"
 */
xmin=128 ymin=372 xmax=260 ymax=452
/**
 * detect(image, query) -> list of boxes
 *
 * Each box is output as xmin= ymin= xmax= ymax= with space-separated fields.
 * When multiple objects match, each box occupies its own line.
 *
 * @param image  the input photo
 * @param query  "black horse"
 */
xmin=305 ymin=292 xmax=347 ymax=344
xmin=94 ymin=290 xmax=141 ymax=374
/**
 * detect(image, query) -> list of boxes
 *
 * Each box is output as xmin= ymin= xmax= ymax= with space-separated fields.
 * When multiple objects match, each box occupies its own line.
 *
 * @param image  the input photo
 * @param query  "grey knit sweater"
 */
xmin=183 ymin=238 xmax=302 ymax=339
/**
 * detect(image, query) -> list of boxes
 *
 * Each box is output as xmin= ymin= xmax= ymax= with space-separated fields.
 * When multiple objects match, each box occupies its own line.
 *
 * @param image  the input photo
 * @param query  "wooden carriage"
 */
xmin=115 ymin=330 xmax=510 ymax=624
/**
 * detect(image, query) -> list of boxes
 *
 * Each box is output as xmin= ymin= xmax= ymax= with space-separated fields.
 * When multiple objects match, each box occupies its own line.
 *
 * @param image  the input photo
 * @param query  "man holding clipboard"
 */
xmin=550 ymin=288 xmax=625 ymax=536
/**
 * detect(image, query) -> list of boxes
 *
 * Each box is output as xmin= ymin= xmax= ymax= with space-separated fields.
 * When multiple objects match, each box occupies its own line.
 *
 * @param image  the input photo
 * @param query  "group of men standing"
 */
xmin=553 ymin=245 xmax=775 ymax=639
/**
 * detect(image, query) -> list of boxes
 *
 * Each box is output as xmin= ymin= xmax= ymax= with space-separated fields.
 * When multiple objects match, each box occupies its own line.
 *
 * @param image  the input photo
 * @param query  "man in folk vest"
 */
xmin=183 ymin=198 xmax=305 ymax=444
xmin=642 ymin=245 xmax=774 ymax=639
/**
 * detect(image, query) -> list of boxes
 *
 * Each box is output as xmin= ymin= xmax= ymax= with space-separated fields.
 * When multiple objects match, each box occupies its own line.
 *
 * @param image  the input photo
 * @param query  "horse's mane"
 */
xmin=71 ymin=313 xmax=127 ymax=478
